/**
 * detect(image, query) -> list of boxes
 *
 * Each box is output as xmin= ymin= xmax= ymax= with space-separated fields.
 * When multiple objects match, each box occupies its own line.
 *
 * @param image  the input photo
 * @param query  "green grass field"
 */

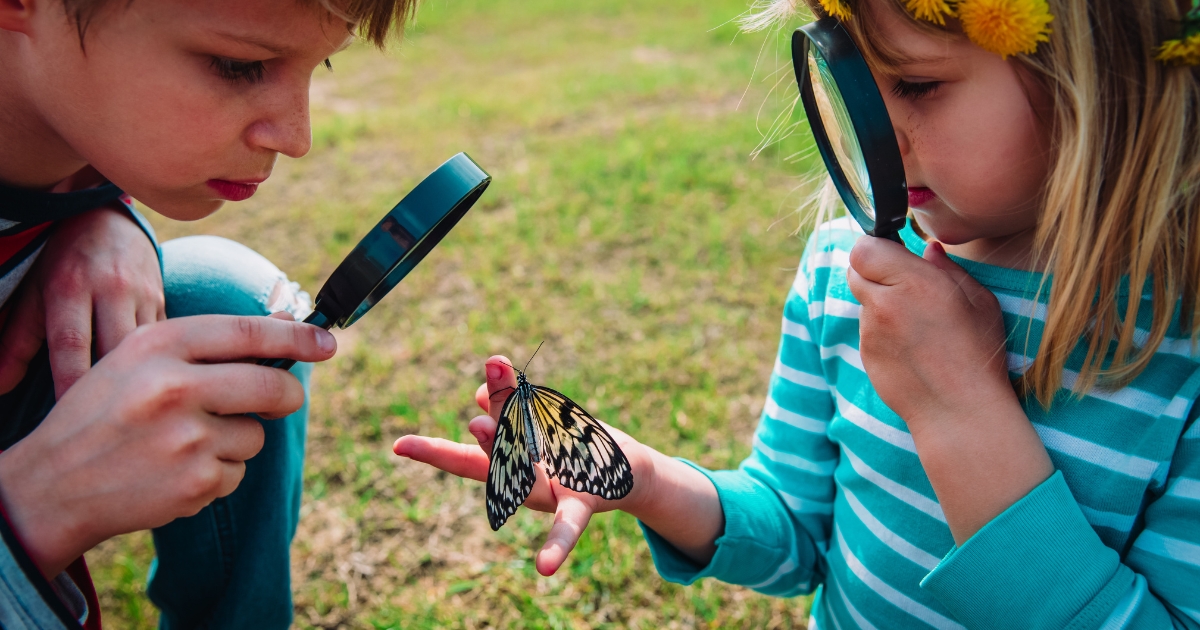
xmin=89 ymin=0 xmax=826 ymax=626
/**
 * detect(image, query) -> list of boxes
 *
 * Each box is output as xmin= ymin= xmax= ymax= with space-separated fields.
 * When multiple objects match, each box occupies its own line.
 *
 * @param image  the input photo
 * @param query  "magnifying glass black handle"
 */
xmin=256 ymin=309 xmax=334 ymax=372
xmin=882 ymin=232 xmax=903 ymax=245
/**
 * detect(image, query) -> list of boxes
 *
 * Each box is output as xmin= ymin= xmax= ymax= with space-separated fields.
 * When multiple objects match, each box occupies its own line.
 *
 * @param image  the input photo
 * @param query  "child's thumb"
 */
xmin=485 ymin=355 xmax=519 ymax=421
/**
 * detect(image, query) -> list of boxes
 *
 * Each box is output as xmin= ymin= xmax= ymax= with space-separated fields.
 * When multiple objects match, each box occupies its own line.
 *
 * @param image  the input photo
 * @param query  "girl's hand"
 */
xmin=398 ymin=356 xmax=726 ymax=575
xmin=395 ymin=356 xmax=658 ymax=576
xmin=0 ymin=206 xmax=166 ymax=398
xmin=847 ymin=237 xmax=1053 ymax=543
xmin=846 ymin=238 xmax=1012 ymax=427
xmin=0 ymin=312 xmax=337 ymax=578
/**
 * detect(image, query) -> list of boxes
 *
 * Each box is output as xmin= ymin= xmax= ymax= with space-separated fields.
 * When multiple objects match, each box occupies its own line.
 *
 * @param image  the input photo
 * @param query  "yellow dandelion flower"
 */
xmin=819 ymin=0 xmax=853 ymax=21
xmin=958 ymin=0 xmax=1053 ymax=58
xmin=1156 ymin=32 xmax=1200 ymax=66
xmin=906 ymin=0 xmax=956 ymax=25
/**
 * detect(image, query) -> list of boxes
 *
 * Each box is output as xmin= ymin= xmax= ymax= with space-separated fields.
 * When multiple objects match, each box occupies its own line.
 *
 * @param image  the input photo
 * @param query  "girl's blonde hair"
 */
xmin=751 ymin=0 xmax=1200 ymax=405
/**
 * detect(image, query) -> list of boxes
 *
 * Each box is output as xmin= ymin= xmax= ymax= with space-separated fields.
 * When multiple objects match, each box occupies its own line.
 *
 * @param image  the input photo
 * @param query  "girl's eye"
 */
xmin=209 ymin=57 xmax=267 ymax=85
xmin=891 ymin=79 xmax=942 ymax=100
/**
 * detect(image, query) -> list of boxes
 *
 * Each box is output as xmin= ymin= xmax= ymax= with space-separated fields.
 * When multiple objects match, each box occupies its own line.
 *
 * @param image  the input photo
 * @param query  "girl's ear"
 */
xmin=0 ymin=0 xmax=34 ymax=34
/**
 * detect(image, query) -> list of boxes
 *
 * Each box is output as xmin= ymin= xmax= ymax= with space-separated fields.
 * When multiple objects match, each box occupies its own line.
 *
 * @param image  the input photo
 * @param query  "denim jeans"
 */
xmin=0 ymin=235 xmax=311 ymax=630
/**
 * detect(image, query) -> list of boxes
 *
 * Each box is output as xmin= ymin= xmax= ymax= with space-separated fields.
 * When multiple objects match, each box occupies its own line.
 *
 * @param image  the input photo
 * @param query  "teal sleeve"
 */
xmin=922 ymin=466 xmax=1200 ymax=630
xmin=639 ymin=461 xmax=825 ymax=598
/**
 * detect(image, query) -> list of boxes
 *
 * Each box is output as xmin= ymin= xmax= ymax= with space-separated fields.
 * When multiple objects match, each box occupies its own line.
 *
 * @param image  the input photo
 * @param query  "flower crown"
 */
xmin=815 ymin=0 xmax=1200 ymax=66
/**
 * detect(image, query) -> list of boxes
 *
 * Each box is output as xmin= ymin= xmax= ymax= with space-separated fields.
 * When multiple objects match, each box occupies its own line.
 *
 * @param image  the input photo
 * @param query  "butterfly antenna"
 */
xmin=523 ymin=341 xmax=544 ymax=374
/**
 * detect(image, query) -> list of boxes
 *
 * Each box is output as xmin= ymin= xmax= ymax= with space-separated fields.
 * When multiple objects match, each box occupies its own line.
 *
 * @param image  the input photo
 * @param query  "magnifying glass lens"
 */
xmin=807 ymin=46 xmax=875 ymax=220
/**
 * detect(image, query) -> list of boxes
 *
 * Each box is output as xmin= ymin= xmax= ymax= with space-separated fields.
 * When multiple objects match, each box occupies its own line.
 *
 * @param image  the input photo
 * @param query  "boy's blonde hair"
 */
xmin=60 ymin=0 xmax=419 ymax=47
xmin=752 ymin=0 xmax=1200 ymax=405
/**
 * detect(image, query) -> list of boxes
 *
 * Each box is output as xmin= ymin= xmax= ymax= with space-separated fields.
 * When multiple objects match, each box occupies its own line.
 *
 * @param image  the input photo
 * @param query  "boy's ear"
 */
xmin=0 ymin=0 xmax=34 ymax=34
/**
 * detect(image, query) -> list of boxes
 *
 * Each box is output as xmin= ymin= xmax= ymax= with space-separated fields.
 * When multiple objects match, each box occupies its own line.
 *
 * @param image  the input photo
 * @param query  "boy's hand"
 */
xmin=0 ymin=312 xmax=336 ymax=578
xmin=395 ymin=356 xmax=657 ymax=576
xmin=0 ymin=206 xmax=166 ymax=398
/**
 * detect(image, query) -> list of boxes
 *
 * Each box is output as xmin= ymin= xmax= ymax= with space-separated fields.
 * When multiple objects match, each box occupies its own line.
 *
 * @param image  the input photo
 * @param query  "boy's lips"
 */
xmin=908 ymin=187 xmax=936 ymax=207
xmin=207 ymin=179 xmax=262 ymax=202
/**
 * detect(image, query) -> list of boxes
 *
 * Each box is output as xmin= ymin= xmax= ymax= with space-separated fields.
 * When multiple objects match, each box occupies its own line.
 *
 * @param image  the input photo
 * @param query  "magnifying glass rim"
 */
xmin=793 ymin=18 xmax=908 ymax=239
xmin=315 ymin=152 xmax=491 ymax=328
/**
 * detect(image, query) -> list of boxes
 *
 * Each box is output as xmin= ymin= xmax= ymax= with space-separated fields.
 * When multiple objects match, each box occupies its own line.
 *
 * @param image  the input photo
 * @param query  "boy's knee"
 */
xmin=161 ymin=236 xmax=312 ymax=320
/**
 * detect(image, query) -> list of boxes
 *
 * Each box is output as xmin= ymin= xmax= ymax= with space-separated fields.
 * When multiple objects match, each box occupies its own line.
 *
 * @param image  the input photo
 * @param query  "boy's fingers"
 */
xmin=485 ymin=356 xmax=518 ymax=422
xmin=94 ymin=298 xmax=138 ymax=360
xmin=188 ymin=363 xmax=307 ymax=418
xmin=45 ymin=296 xmax=93 ymax=399
xmin=169 ymin=315 xmax=336 ymax=364
xmin=392 ymin=435 xmax=490 ymax=482
xmin=536 ymin=494 xmax=594 ymax=576
xmin=207 ymin=414 xmax=268 ymax=462
xmin=0 ymin=288 xmax=46 ymax=394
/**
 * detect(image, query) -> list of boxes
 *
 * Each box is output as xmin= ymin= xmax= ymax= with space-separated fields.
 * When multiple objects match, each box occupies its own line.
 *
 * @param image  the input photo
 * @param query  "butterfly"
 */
xmin=486 ymin=343 xmax=634 ymax=530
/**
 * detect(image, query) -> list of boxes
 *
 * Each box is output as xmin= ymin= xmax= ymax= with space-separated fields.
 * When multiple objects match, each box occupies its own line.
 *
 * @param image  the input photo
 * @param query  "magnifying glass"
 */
xmin=259 ymin=152 xmax=490 ymax=371
xmin=792 ymin=18 xmax=907 ymax=243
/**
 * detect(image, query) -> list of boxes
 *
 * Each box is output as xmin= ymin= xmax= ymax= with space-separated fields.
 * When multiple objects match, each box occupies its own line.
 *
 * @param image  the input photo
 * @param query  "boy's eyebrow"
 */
xmin=209 ymin=30 xmax=295 ymax=56
xmin=208 ymin=30 xmax=353 ymax=57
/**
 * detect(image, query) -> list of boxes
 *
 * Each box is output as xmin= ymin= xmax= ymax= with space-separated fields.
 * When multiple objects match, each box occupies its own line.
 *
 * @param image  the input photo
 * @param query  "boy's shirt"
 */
xmin=641 ymin=217 xmax=1200 ymax=630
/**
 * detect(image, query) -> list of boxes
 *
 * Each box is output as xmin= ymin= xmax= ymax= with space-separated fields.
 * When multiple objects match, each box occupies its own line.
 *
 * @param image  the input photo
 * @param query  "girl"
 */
xmin=396 ymin=0 xmax=1200 ymax=627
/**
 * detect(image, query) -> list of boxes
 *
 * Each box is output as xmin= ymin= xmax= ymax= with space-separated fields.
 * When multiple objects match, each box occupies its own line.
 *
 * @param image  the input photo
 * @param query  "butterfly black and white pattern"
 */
xmin=486 ymin=359 xmax=634 ymax=531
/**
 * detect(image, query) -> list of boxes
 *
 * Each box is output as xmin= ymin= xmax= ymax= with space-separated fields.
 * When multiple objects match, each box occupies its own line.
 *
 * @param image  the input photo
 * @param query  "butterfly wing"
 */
xmin=526 ymin=384 xmax=634 ymax=500
xmin=486 ymin=388 xmax=536 ymax=530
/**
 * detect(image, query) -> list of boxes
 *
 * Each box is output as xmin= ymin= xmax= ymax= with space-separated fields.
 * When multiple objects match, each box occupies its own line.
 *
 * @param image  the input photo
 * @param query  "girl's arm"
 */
xmin=394 ymin=357 xmax=724 ymax=572
xmin=398 ymin=239 xmax=842 ymax=592
xmin=849 ymin=237 xmax=1200 ymax=629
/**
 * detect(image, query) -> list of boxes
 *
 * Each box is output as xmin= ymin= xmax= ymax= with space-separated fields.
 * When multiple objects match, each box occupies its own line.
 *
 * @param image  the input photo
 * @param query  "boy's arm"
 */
xmin=0 ymin=203 xmax=164 ymax=397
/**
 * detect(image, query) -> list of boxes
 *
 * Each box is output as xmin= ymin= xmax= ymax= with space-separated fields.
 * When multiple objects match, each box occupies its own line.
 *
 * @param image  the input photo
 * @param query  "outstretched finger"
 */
xmin=536 ymin=494 xmax=594 ymax=576
xmin=393 ymin=435 xmax=490 ymax=482
xmin=476 ymin=382 xmax=490 ymax=413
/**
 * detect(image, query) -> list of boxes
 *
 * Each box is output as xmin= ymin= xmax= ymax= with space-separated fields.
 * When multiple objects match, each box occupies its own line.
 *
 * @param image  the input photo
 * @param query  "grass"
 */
xmin=90 ymin=0 xmax=825 ymax=626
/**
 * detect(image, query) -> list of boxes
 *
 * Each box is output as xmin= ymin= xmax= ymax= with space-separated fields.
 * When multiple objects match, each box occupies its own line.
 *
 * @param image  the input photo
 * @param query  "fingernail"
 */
xmin=315 ymin=328 xmax=335 ymax=353
xmin=486 ymin=364 xmax=502 ymax=380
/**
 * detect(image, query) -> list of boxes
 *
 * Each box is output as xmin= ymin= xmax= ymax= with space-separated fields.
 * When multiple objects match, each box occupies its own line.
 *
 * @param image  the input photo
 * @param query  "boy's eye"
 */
xmin=891 ymin=79 xmax=942 ymax=100
xmin=209 ymin=57 xmax=267 ymax=85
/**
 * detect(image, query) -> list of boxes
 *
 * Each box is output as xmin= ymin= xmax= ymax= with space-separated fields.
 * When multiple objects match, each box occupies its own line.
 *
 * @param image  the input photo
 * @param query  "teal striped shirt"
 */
xmin=642 ymin=218 xmax=1200 ymax=629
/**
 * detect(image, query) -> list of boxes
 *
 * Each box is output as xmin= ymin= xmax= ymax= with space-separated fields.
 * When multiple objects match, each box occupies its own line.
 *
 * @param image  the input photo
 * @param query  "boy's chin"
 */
xmin=135 ymin=192 xmax=227 ymax=221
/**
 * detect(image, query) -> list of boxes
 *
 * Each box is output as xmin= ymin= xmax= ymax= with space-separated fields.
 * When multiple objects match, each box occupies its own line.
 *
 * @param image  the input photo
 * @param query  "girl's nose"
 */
xmin=245 ymin=84 xmax=313 ymax=159
xmin=893 ymin=124 xmax=912 ymax=158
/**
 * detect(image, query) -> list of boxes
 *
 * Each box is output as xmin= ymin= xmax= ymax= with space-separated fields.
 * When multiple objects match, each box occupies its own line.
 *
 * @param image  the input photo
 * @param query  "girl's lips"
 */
xmin=206 ymin=179 xmax=260 ymax=202
xmin=908 ymin=187 xmax=936 ymax=207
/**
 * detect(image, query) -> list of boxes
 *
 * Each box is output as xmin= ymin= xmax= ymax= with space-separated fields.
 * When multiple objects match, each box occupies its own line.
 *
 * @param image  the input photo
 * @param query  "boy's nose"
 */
xmin=245 ymin=86 xmax=313 ymax=159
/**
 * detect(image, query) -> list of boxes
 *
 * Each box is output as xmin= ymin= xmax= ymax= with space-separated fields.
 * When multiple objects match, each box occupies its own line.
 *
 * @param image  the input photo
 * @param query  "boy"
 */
xmin=0 ymin=0 xmax=416 ymax=627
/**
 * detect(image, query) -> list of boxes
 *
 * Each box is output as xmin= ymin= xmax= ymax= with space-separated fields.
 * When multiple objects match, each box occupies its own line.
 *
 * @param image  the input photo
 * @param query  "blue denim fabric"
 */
xmin=147 ymin=236 xmax=311 ymax=630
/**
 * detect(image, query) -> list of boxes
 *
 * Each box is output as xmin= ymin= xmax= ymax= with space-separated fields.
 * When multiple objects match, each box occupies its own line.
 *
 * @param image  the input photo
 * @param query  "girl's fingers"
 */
xmin=393 ymin=435 xmax=490 ymax=482
xmin=536 ymin=493 xmax=594 ymax=576
xmin=485 ymin=356 xmax=518 ymax=422
xmin=468 ymin=414 xmax=497 ymax=455
xmin=475 ymin=382 xmax=490 ymax=413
